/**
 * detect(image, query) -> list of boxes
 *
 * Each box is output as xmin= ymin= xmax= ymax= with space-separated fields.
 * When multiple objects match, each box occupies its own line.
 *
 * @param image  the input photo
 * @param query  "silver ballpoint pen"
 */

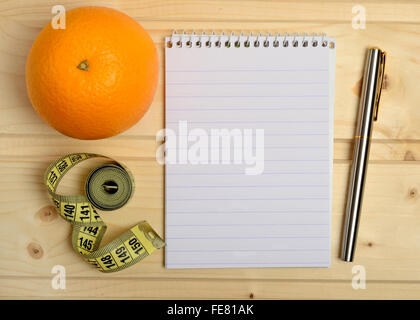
xmin=341 ymin=48 xmax=386 ymax=262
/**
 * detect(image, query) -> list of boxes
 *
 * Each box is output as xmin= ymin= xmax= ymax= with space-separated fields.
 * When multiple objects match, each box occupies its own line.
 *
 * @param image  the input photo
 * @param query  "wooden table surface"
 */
xmin=1 ymin=0 xmax=420 ymax=299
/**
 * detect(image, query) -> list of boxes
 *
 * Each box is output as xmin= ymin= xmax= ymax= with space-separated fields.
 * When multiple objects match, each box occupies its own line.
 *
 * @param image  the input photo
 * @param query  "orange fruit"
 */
xmin=26 ymin=6 xmax=158 ymax=139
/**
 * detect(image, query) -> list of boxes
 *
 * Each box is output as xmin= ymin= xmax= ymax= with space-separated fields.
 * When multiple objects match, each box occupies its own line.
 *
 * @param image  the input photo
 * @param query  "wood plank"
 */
xmin=1 ymin=0 xmax=420 ymax=23
xmin=1 ymin=277 xmax=420 ymax=299
xmin=1 ymin=135 xmax=420 ymax=162
xmin=0 ymin=156 xmax=419 ymax=281
xmin=1 ymin=0 xmax=419 ymax=300
xmin=0 ymin=20 xmax=419 ymax=140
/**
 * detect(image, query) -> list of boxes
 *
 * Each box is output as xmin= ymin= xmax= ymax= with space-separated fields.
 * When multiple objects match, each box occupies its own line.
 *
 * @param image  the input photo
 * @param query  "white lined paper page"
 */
xmin=164 ymin=33 xmax=335 ymax=268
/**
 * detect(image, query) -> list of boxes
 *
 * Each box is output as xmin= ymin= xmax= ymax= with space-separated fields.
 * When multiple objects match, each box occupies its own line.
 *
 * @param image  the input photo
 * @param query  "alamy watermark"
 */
xmin=51 ymin=5 xmax=66 ymax=29
xmin=352 ymin=5 xmax=366 ymax=30
xmin=51 ymin=265 xmax=66 ymax=290
xmin=351 ymin=265 xmax=366 ymax=290
xmin=156 ymin=121 xmax=265 ymax=175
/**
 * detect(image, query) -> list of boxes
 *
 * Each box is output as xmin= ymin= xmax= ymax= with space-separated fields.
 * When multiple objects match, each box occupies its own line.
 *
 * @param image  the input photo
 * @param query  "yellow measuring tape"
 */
xmin=44 ymin=153 xmax=165 ymax=273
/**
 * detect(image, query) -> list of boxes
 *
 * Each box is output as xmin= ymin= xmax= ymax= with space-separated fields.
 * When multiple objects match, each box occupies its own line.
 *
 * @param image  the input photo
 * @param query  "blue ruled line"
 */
xmin=166 ymin=172 xmax=329 ymax=175
xmin=167 ymin=262 xmax=329 ymax=266
xmin=166 ymin=81 xmax=328 ymax=86
xmin=167 ymin=184 xmax=328 ymax=188
xmin=166 ymin=120 xmax=328 ymax=124
xmin=166 ymin=198 xmax=329 ymax=201
xmin=167 ymin=236 xmax=329 ymax=240
xmin=167 ymin=95 xmax=328 ymax=98
xmin=166 ymin=69 xmax=328 ymax=73
xmin=166 ymin=210 xmax=328 ymax=215
xmin=168 ymin=249 xmax=329 ymax=253
xmin=167 ymin=223 xmax=328 ymax=227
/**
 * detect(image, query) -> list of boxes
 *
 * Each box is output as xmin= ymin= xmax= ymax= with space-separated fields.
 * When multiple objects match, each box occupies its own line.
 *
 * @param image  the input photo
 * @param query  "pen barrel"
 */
xmin=341 ymin=134 xmax=372 ymax=262
xmin=341 ymin=49 xmax=383 ymax=262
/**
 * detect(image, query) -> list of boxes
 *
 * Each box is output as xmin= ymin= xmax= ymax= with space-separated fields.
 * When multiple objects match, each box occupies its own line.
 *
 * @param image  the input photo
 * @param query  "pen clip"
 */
xmin=373 ymin=50 xmax=386 ymax=121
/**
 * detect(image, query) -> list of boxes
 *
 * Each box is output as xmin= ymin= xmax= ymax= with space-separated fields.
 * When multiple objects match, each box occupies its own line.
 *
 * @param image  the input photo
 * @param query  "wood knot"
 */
xmin=367 ymin=242 xmax=373 ymax=247
xmin=36 ymin=205 xmax=58 ymax=223
xmin=27 ymin=242 xmax=43 ymax=259
xmin=409 ymin=188 xmax=418 ymax=198
xmin=352 ymin=74 xmax=389 ymax=97
xmin=404 ymin=151 xmax=416 ymax=161
xmin=249 ymin=293 xmax=254 ymax=299
xmin=351 ymin=77 xmax=363 ymax=97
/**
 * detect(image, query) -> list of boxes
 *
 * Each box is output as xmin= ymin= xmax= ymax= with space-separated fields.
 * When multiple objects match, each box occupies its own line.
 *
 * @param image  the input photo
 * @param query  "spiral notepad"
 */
xmin=164 ymin=31 xmax=335 ymax=268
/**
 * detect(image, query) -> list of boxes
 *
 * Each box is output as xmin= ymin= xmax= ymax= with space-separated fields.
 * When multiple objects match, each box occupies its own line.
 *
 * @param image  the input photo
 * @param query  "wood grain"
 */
xmin=1 ymin=21 xmax=420 ymax=140
xmin=2 ymin=277 xmax=420 ymax=299
xmin=1 ymin=0 xmax=420 ymax=23
xmin=1 ymin=158 xmax=420 ymax=281
xmin=0 ymin=0 xmax=419 ymax=299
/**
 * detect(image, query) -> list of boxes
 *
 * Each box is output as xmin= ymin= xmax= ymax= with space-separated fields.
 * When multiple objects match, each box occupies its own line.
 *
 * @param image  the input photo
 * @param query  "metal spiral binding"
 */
xmin=167 ymin=30 xmax=332 ymax=48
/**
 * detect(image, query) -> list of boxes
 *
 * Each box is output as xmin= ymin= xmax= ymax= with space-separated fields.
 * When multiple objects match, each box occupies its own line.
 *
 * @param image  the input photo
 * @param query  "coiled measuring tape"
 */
xmin=44 ymin=153 xmax=165 ymax=273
